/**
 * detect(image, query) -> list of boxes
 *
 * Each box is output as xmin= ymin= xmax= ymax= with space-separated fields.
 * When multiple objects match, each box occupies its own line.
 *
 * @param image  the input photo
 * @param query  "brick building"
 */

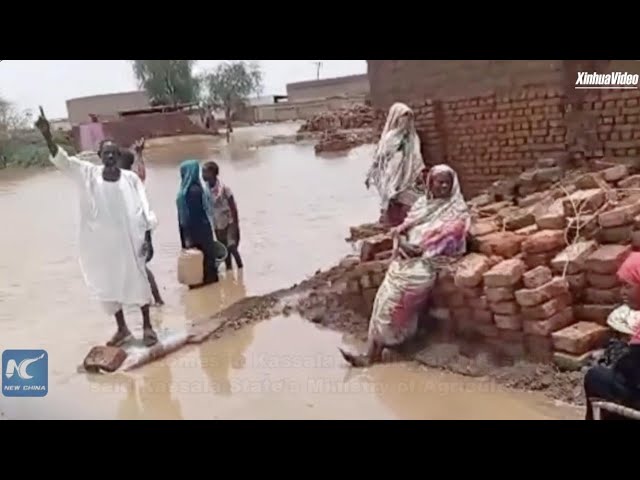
xmin=367 ymin=60 xmax=640 ymax=195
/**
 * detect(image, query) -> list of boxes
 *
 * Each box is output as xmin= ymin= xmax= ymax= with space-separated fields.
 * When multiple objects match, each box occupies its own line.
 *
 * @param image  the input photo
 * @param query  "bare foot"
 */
xmin=339 ymin=347 xmax=371 ymax=367
xmin=143 ymin=328 xmax=159 ymax=347
xmin=107 ymin=329 xmax=133 ymax=347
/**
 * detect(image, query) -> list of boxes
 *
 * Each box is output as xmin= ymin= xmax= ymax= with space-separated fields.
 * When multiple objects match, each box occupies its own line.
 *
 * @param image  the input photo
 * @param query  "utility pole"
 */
xmin=312 ymin=61 xmax=323 ymax=80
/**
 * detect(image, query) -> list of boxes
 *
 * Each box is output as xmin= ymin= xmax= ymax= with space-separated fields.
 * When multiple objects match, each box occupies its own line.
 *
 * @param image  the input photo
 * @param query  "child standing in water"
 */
xmin=203 ymin=161 xmax=243 ymax=270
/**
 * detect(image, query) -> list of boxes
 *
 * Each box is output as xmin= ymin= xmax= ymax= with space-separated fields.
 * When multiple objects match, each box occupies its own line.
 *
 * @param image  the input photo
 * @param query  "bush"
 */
xmin=0 ymin=129 xmax=76 ymax=168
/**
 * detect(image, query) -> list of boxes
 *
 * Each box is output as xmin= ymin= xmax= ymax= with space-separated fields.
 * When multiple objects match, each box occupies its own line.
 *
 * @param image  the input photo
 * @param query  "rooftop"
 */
xmin=287 ymin=74 xmax=368 ymax=91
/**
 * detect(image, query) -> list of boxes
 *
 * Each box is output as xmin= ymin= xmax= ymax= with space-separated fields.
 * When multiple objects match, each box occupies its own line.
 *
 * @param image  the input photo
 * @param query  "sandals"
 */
xmin=106 ymin=331 xmax=133 ymax=348
xmin=143 ymin=329 xmax=159 ymax=347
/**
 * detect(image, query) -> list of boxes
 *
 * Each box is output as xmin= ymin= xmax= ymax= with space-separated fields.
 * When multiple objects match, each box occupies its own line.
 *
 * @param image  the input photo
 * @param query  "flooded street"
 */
xmin=0 ymin=124 xmax=580 ymax=419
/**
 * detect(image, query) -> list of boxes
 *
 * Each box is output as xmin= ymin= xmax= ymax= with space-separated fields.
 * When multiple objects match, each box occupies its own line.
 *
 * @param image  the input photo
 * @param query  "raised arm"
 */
xmin=35 ymin=106 xmax=92 ymax=179
xmin=35 ymin=106 xmax=59 ymax=158
xmin=132 ymin=137 xmax=147 ymax=183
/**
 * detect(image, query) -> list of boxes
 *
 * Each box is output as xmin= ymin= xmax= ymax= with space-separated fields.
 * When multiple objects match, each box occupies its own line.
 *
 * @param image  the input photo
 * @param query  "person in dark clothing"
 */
xmin=119 ymin=147 xmax=164 ymax=305
xmin=584 ymin=365 xmax=640 ymax=420
xmin=202 ymin=161 xmax=243 ymax=270
xmin=584 ymin=252 xmax=640 ymax=420
xmin=176 ymin=159 xmax=220 ymax=286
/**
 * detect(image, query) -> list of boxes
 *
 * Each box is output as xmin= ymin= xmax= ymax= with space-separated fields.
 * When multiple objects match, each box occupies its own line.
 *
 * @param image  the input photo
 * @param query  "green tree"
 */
xmin=131 ymin=60 xmax=200 ymax=106
xmin=202 ymin=61 xmax=263 ymax=137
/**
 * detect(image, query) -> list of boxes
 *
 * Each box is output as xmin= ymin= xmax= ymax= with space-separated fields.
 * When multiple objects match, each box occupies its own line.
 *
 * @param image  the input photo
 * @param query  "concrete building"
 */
xmin=248 ymin=95 xmax=288 ymax=106
xmin=237 ymin=75 xmax=370 ymax=123
xmin=66 ymin=90 xmax=150 ymax=125
xmin=286 ymin=74 xmax=369 ymax=102
xmin=252 ymin=96 xmax=365 ymax=123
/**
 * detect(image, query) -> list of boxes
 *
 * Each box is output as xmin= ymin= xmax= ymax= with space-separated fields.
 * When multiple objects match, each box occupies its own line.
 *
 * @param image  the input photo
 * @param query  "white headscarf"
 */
xmin=366 ymin=103 xmax=424 ymax=210
xmin=404 ymin=164 xmax=470 ymax=255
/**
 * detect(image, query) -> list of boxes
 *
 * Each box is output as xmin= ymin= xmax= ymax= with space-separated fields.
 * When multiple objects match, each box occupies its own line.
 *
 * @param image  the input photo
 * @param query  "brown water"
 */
xmin=0 ymin=125 xmax=580 ymax=419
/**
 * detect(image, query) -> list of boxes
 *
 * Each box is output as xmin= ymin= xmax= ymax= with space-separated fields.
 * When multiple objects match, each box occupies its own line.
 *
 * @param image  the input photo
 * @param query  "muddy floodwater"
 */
xmin=0 ymin=124 xmax=580 ymax=419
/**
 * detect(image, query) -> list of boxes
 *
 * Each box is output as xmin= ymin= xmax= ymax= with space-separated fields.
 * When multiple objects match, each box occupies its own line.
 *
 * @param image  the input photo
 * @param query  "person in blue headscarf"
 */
xmin=177 ymin=160 xmax=220 ymax=286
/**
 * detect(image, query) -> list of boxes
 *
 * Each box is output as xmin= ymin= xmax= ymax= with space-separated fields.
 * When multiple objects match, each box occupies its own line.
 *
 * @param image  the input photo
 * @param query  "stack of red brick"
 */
xmin=314 ymin=129 xmax=379 ymax=154
xmin=298 ymin=105 xmax=383 ymax=133
xmin=446 ymin=156 xmax=640 ymax=365
xmin=298 ymin=105 xmax=385 ymax=154
xmin=347 ymin=152 xmax=640 ymax=368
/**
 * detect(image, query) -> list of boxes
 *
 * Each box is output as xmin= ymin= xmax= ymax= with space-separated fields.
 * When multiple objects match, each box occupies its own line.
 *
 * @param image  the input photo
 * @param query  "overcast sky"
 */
xmin=0 ymin=60 xmax=367 ymax=119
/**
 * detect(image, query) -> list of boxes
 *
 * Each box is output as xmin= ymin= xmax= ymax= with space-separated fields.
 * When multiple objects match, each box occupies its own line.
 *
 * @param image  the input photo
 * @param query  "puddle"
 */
xmin=1 ymin=315 xmax=580 ymax=419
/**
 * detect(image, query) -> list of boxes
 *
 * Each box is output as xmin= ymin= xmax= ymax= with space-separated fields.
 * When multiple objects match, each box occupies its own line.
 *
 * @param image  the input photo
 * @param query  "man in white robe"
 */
xmin=35 ymin=107 xmax=159 ymax=347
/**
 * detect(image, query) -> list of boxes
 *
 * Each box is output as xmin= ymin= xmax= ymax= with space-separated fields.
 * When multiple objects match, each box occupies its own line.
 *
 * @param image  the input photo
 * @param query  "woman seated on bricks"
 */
xmin=340 ymin=164 xmax=470 ymax=367
xmin=365 ymin=102 xmax=425 ymax=227
xmin=584 ymin=252 xmax=640 ymax=420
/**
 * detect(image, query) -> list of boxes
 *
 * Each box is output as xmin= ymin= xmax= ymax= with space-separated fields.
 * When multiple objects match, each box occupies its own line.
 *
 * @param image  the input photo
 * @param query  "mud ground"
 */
xmin=415 ymin=343 xmax=585 ymax=406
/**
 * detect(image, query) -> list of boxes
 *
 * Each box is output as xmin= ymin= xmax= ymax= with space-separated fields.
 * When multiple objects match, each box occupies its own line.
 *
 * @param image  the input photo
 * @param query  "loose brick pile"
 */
xmin=298 ymin=105 xmax=385 ymax=154
xmin=298 ymin=105 xmax=384 ymax=133
xmin=314 ymin=129 xmax=378 ymax=154
xmin=292 ymin=254 xmax=392 ymax=338
xmin=453 ymin=156 xmax=640 ymax=365
xmin=342 ymin=152 xmax=640 ymax=369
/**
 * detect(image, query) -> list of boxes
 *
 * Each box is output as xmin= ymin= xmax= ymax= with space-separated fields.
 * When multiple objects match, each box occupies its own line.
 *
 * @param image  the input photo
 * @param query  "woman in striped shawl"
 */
xmin=342 ymin=165 xmax=470 ymax=367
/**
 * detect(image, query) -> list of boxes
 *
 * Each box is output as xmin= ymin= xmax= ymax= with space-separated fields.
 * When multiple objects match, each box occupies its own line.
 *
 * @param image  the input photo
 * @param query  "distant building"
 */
xmin=286 ymin=74 xmax=369 ymax=102
xmin=247 ymin=95 xmax=288 ymax=106
xmin=50 ymin=118 xmax=71 ymax=132
xmin=66 ymin=91 xmax=150 ymax=126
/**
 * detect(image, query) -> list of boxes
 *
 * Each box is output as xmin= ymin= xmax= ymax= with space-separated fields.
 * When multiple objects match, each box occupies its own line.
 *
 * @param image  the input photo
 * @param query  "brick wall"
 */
xmin=368 ymin=60 xmax=640 ymax=196
xmin=413 ymin=87 xmax=640 ymax=195
xmin=413 ymin=87 xmax=567 ymax=194
xmin=368 ymin=60 xmax=564 ymax=111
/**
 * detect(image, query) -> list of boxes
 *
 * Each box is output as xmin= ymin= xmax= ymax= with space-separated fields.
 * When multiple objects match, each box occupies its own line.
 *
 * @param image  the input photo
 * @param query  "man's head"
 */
xmin=119 ymin=149 xmax=135 ymax=171
xmin=97 ymin=140 xmax=121 ymax=168
xmin=202 ymin=161 xmax=220 ymax=186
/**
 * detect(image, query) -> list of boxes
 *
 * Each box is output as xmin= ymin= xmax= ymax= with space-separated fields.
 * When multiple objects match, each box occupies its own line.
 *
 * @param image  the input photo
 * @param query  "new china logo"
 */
xmin=2 ymin=350 xmax=48 ymax=397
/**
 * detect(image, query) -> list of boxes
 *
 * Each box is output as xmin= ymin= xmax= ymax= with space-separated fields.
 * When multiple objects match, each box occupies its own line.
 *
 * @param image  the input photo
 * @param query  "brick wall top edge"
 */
xmin=433 ymin=84 xmax=568 ymax=106
xmin=410 ymin=99 xmax=436 ymax=108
